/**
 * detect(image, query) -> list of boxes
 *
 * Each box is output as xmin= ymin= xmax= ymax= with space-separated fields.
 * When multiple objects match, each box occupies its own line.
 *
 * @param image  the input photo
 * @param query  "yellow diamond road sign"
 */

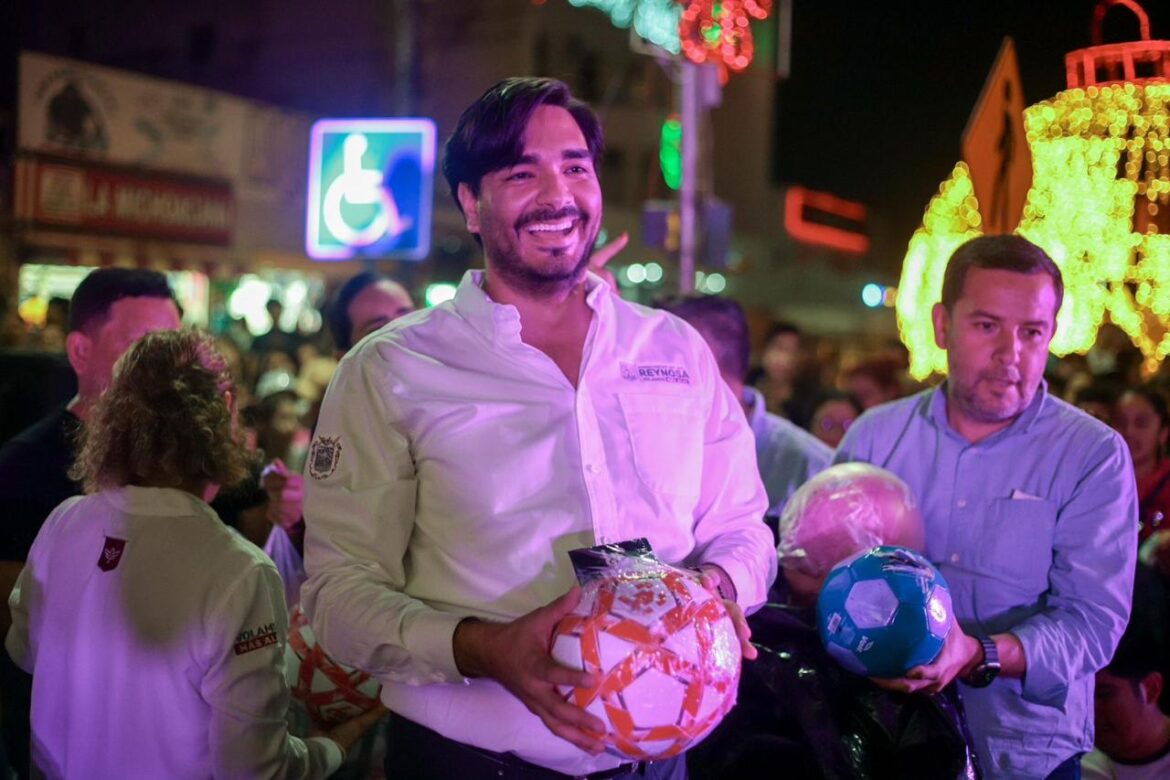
xmin=962 ymin=37 xmax=1032 ymax=236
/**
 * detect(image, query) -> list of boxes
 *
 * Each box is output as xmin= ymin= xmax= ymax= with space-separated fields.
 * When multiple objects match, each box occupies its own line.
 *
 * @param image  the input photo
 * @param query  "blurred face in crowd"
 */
xmin=1114 ymin=391 xmax=1168 ymax=470
xmin=1093 ymin=669 xmax=1162 ymax=761
xmin=458 ymin=104 xmax=602 ymax=298
xmin=271 ymin=396 xmax=303 ymax=439
xmin=348 ymin=280 xmax=414 ymax=346
xmin=811 ymin=399 xmax=857 ymax=449
xmin=844 ymin=372 xmax=897 ymax=410
xmin=933 ymin=269 xmax=1057 ymax=438
xmin=68 ymin=296 xmax=182 ymax=405
xmin=762 ymin=332 xmax=799 ymax=384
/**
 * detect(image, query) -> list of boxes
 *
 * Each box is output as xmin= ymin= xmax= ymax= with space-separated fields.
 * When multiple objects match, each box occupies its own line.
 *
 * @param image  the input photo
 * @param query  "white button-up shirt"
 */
xmin=302 ymin=270 xmax=774 ymax=775
xmin=7 ymin=486 xmax=342 ymax=779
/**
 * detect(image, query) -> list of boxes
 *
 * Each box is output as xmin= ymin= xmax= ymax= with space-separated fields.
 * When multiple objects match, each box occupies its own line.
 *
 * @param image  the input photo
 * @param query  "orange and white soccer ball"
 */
xmin=550 ymin=570 xmax=741 ymax=760
xmin=285 ymin=605 xmax=383 ymax=727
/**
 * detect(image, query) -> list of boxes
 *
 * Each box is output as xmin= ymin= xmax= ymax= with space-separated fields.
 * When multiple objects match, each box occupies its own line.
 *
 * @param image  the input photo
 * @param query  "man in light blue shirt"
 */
xmin=836 ymin=235 xmax=1136 ymax=779
xmin=656 ymin=294 xmax=832 ymax=532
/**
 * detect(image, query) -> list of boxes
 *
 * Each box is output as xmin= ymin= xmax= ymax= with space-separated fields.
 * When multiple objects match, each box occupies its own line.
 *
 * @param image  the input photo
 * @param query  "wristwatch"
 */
xmin=964 ymin=635 xmax=1001 ymax=688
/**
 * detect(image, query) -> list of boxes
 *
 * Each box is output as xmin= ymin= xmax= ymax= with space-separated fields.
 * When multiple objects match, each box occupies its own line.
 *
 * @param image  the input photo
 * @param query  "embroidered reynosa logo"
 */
xmin=620 ymin=363 xmax=691 ymax=384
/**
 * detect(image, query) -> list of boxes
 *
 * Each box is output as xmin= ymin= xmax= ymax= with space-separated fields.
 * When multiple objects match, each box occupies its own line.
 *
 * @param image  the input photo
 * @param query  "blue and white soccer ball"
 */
xmin=816 ymin=545 xmax=953 ymax=677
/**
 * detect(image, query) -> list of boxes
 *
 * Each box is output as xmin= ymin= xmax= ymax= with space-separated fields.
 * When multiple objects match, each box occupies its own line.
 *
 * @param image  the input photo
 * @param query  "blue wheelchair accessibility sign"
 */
xmin=306 ymin=118 xmax=436 ymax=261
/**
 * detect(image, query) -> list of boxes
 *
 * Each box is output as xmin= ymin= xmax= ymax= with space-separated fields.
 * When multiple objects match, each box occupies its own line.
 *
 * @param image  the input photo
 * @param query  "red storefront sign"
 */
xmin=15 ymin=156 xmax=235 ymax=244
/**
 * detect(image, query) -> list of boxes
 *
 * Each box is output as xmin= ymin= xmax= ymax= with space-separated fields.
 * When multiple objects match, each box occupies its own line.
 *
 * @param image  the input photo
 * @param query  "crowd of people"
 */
xmin=0 ymin=76 xmax=1166 ymax=779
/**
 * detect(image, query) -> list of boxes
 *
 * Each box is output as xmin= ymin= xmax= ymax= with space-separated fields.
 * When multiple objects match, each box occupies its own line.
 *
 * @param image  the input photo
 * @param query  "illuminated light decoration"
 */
xmin=659 ymin=116 xmax=683 ymax=191
xmin=645 ymin=261 xmax=665 ymax=283
xmin=861 ymin=284 xmax=884 ymax=309
xmin=567 ymin=0 xmax=683 ymax=54
xmin=627 ymin=263 xmax=649 ymax=284
xmin=784 ymin=186 xmax=870 ymax=255
xmin=424 ymin=282 xmax=458 ymax=307
xmin=705 ymin=272 xmax=727 ymax=293
xmin=678 ymin=0 xmax=772 ymax=81
xmin=896 ymin=163 xmax=982 ymax=378
xmin=897 ymin=0 xmax=1170 ymax=377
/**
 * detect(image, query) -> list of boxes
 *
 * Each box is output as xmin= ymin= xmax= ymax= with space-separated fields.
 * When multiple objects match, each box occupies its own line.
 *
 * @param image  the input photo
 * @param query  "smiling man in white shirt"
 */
xmin=301 ymin=78 xmax=775 ymax=780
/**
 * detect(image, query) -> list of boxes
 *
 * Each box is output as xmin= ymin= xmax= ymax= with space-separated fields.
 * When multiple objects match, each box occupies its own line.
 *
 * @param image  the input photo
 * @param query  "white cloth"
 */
xmin=1082 ymin=747 xmax=1170 ymax=779
xmin=302 ymin=270 xmax=774 ymax=775
xmin=6 ymin=486 xmax=341 ymax=780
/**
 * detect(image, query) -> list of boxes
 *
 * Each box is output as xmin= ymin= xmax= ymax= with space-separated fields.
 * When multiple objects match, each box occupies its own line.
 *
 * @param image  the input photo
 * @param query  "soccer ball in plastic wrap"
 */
xmin=816 ymin=545 xmax=953 ymax=678
xmin=285 ymin=605 xmax=383 ymax=727
xmin=550 ymin=569 xmax=741 ymax=760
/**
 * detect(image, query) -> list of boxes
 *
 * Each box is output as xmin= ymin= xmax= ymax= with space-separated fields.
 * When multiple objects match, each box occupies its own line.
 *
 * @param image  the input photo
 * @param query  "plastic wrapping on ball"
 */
xmin=778 ymin=463 xmax=924 ymax=579
xmin=285 ymin=605 xmax=383 ymax=728
xmin=816 ymin=545 xmax=954 ymax=677
xmin=550 ymin=545 xmax=741 ymax=761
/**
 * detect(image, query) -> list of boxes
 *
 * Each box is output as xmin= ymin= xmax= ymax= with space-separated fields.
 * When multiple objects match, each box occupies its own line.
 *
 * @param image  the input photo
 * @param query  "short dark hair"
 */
xmin=940 ymin=235 xmax=1064 ymax=314
xmin=68 ymin=267 xmax=176 ymax=334
xmin=654 ymin=293 xmax=750 ymax=382
xmin=326 ymin=272 xmax=383 ymax=352
xmin=1120 ymin=384 xmax=1170 ymax=430
xmin=1105 ymin=608 xmax=1164 ymax=684
xmin=811 ymin=389 xmax=863 ymax=419
xmin=442 ymin=77 xmax=604 ymax=216
xmin=764 ymin=320 xmax=801 ymax=344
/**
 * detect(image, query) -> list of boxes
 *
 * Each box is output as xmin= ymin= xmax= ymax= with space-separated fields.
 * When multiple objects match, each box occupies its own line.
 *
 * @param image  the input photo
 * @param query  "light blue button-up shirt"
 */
xmin=836 ymin=383 xmax=1137 ymax=779
xmin=743 ymin=386 xmax=832 ymax=519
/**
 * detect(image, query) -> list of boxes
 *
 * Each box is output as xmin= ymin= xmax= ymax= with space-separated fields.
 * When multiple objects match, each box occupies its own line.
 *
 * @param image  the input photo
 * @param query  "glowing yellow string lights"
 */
xmin=897 ymin=80 xmax=1170 ymax=379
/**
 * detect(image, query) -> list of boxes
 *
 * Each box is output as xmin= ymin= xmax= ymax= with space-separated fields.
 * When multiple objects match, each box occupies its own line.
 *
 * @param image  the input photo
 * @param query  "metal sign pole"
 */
xmin=679 ymin=60 xmax=698 ymax=293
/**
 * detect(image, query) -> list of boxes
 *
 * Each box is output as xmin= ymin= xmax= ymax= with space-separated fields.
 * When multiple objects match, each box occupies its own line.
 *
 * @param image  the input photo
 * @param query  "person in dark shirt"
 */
xmin=0 ymin=267 xmax=179 ymax=778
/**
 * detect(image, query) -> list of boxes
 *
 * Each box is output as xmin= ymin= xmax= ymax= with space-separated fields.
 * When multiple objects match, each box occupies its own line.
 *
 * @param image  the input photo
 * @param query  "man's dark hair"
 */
xmin=442 ymin=77 xmax=604 ymax=216
xmin=68 ymin=267 xmax=176 ymax=334
xmin=654 ymin=293 xmax=750 ymax=382
xmin=940 ymin=235 xmax=1064 ymax=313
xmin=326 ymin=272 xmax=383 ymax=352
xmin=1105 ymin=608 xmax=1164 ymax=686
xmin=764 ymin=320 xmax=800 ymax=344
xmin=1123 ymin=384 xmax=1170 ymax=430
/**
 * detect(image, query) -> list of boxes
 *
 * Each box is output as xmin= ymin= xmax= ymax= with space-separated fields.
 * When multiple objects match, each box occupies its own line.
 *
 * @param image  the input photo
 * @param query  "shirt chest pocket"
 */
xmin=618 ymin=392 xmax=703 ymax=498
xmin=976 ymin=497 xmax=1058 ymax=590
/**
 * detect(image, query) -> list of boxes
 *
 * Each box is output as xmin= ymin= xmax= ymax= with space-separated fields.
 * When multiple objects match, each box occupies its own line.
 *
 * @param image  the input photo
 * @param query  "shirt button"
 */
xmin=957 ymin=499 xmax=967 ymax=508
xmin=949 ymin=553 xmax=961 ymax=564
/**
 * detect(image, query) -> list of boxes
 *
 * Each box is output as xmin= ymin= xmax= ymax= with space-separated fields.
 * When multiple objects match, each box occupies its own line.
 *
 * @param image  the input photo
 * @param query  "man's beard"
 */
xmin=951 ymin=368 xmax=1029 ymax=423
xmin=483 ymin=207 xmax=598 ymax=299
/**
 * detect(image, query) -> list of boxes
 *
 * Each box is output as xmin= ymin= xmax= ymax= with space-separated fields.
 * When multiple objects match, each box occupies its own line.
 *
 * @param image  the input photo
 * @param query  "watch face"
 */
xmin=968 ymin=664 xmax=999 ymax=688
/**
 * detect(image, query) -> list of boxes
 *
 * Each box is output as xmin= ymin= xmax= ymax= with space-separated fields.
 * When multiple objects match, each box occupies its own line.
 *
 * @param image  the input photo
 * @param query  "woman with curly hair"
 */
xmin=6 ymin=329 xmax=380 ymax=779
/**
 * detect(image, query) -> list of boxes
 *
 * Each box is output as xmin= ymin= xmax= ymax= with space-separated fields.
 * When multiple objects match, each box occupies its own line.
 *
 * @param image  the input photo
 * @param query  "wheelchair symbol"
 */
xmin=322 ymin=134 xmax=411 ymax=247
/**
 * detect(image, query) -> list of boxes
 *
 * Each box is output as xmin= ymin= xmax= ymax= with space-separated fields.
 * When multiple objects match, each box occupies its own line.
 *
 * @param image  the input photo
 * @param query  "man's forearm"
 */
xmin=994 ymin=632 xmax=1026 ymax=678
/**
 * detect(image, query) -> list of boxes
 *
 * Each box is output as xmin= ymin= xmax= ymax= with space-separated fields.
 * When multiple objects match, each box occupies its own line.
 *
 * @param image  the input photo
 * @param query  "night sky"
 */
xmin=774 ymin=0 xmax=1170 ymax=258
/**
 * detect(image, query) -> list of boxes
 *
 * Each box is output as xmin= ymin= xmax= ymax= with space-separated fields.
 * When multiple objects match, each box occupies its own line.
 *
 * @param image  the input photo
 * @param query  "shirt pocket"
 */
xmin=618 ymin=392 xmax=703 ymax=498
xmin=976 ymin=496 xmax=1057 ymax=591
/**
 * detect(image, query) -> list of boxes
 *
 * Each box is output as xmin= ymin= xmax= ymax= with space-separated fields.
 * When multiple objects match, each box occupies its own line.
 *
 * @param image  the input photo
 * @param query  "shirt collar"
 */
xmin=99 ymin=485 xmax=216 ymax=519
xmin=452 ymin=269 xmax=611 ymax=343
xmin=928 ymin=378 xmax=1049 ymax=443
xmin=742 ymin=385 xmax=767 ymax=435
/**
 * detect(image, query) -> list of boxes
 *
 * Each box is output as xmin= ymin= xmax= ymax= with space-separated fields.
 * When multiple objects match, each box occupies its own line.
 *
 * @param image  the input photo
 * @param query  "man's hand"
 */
xmin=452 ymin=587 xmax=606 ymax=753
xmin=261 ymin=459 xmax=304 ymax=535
xmin=588 ymin=232 xmax=629 ymax=292
xmin=322 ymin=703 xmax=389 ymax=759
xmin=697 ymin=565 xmax=756 ymax=661
xmin=871 ymin=622 xmax=981 ymax=695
